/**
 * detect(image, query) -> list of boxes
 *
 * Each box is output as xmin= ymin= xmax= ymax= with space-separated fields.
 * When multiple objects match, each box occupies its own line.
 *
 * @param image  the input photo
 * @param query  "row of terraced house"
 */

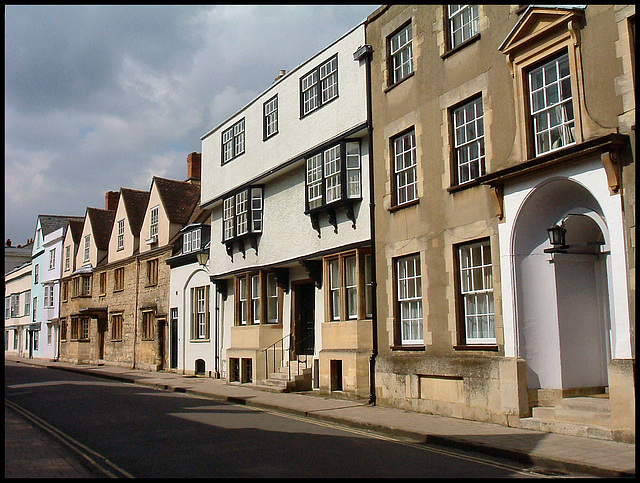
xmin=5 ymin=5 xmax=635 ymax=443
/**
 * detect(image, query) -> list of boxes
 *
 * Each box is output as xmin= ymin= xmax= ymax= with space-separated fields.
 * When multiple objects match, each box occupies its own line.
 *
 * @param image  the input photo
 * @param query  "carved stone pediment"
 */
xmin=499 ymin=7 xmax=585 ymax=58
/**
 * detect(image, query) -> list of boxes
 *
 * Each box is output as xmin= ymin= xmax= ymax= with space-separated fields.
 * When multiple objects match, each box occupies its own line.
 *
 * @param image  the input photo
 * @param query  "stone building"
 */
xmin=366 ymin=5 xmax=634 ymax=442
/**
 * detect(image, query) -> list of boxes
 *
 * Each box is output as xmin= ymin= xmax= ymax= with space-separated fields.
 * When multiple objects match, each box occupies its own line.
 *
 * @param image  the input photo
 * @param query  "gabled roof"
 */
xmin=67 ymin=219 xmax=85 ymax=244
xmin=38 ymin=214 xmax=84 ymax=237
xmin=120 ymin=188 xmax=150 ymax=235
xmin=152 ymin=177 xmax=201 ymax=225
xmin=86 ymin=208 xmax=116 ymax=250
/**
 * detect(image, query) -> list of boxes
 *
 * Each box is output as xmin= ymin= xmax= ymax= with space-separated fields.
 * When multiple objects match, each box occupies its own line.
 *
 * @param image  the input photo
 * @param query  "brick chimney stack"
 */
xmin=105 ymin=191 xmax=119 ymax=211
xmin=186 ymin=152 xmax=201 ymax=184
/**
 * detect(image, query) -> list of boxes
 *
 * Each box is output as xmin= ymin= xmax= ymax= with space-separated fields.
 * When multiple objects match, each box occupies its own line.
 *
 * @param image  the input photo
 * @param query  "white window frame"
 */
xmin=266 ymin=273 xmax=278 ymax=323
xmin=301 ymin=54 xmax=338 ymax=117
xmin=397 ymin=254 xmax=423 ymax=345
xmin=222 ymin=187 xmax=263 ymax=243
xmin=390 ymin=22 xmax=413 ymax=85
xmin=393 ymin=130 xmax=418 ymax=206
xmin=193 ymin=286 xmax=208 ymax=340
xmin=448 ymin=5 xmax=479 ymax=49
xmin=34 ymin=264 xmax=39 ymax=283
xmin=329 ymin=259 xmax=340 ymax=321
xmin=453 ymin=96 xmax=485 ymax=184
xmin=117 ymin=219 xmax=125 ymax=250
xmin=222 ymin=118 xmax=245 ymax=164
xmin=83 ymin=235 xmax=90 ymax=263
xmin=251 ymin=274 xmax=261 ymax=324
xmin=345 ymin=255 xmax=358 ymax=320
xmin=263 ymin=95 xmax=278 ymax=139
xmin=64 ymin=246 xmax=70 ymax=271
xmin=49 ymin=248 xmax=56 ymax=270
xmin=238 ymin=276 xmax=248 ymax=326
xmin=10 ymin=294 xmax=19 ymax=318
xmin=459 ymin=239 xmax=495 ymax=344
xmin=529 ymin=52 xmax=575 ymax=156
xmin=44 ymin=285 xmax=54 ymax=308
xmin=24 ymin=291 xmax=31 ymax=317
xmin=150 ymin=206 xmax=159 ymax=239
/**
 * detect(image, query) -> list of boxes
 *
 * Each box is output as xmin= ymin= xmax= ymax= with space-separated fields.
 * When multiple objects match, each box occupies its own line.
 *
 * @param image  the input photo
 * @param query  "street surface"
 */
xmin=5 ymin=361 xmax=575 ymax=478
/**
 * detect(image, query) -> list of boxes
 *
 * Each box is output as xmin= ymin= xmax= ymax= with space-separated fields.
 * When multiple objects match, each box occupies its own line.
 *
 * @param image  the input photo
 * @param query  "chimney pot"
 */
xmin=274 ymin=69 xmax=286 ymax=82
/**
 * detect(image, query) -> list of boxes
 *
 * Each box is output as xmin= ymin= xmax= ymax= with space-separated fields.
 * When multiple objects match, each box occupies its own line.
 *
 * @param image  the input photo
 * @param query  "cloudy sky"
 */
xmin=5 ymin=4 xmax=379 ymax=245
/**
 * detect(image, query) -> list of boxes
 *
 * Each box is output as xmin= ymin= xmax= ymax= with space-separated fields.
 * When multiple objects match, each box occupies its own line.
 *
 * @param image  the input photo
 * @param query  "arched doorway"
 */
xmin=512 ymin=178 xmax=611 ymax=393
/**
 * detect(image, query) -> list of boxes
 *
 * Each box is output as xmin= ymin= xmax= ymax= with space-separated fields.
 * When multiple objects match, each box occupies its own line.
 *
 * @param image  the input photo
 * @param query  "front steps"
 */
xmin=520 ymin=394 xmax=614 ymax=441
xmin=255 ymin=360 xmax=312 ymax=393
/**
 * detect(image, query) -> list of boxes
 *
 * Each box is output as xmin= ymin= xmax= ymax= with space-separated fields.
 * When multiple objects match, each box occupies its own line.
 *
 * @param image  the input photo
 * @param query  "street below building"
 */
xmin=4 ymin=361 xmax=569 ymax=478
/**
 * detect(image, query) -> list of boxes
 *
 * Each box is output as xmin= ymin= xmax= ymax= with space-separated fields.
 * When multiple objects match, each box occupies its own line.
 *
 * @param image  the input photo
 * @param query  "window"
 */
xmin=192 ymin=286 xmax=210 ymax=340
xmin=114 ymin=267 xmax=124 ymax=291
xmin=448 ymin=5 xmax=479 ymax=49
xmin=74 ymin=275 xmax=91 ymax=297
xmin=47 ymin=323 xmax=52 ymax=345
xmin=453 ymin=96 xmax=485 ymax=184
xmin=392 ymin=129 xmax=418 ymax=206
xmin=183 ymin=228 xmax=201 ymax=254
xmin=305 ymin=141 xmax=361 ymax=211
xmin=235 ymin=271 xmax=281 ymax=325
xmin=71 ymin=317 xmax=79 ymax=340
xmin=81 ymin=317 xmax=90 ymax=340
xmin=33 ymin=331 xmax=39 ymax=350
xmin=44 ymin=285 xmax=54 ymax=308
xmin=222 ymin=187 xmax=263 ymax=243
xmin=237 ymin=276 xmax=248 ymax=326
xmin=266 ymin=273 xmax=279 ymax=323
xmin=146 ymin=259 xmax=158 ymax=285
xmin=396 ymin=254 xmax=423 ymax=345
xmin=324 ymin=249 xmax=372 ymax=322
xmin=528 ymin=52 xmax=575 ymax=156
xmin=64 ymin=246 xmax=70 ymax=271
xmin=150 ymin=206 xmax=159 ymax=239
xmin=263 ymin=95 xmax=278 ymax=139
xmin=34 ymin=264 xmax=39 ymax=284
xmin=62 ymin=281 xmax=68 ymax=302
xmin=117 ymin=219 xmax=125 ymax=250
xmin=99 ymin=272 xmax=107 ymax=295
xmin=364 ymin=254 xmax=373 ymax=318
xmin=84 ymin=235 xmax=90 ymax=262
xmin=24 ymin=291 xmax=30 ymax=317
xmin=389 ymin=22 xmax=413 ymax=85
xmin=142 ymin=311 xmax=154 ymax=340
xmin=301 ymin=54 xmax=338 ymax=117
xmin=49 ymin=248 xmax=56 ymax=270
xmin=5 ymin=297 xmax=9 ymax=319
xmin=251 ymin=275 xmax=261 ymax=324
xmin=10 ymin=294 xmax=19 ymax=318
xmin=111 ymin=314 xmax=123 ymax=341
xmin=32 ymin=297 xmax=37 ymax=322
xmin=457 ymin=239 xmax=495 ymax=345
xmin=60 ymin=318 xmax=67 ymax=341
xmin=222 ymin=118 xmax=245 ymax=164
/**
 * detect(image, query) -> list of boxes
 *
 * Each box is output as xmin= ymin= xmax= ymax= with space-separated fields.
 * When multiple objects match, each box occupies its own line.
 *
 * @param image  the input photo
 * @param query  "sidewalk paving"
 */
xmin=5 ymin=355 xmax=635 ymax=478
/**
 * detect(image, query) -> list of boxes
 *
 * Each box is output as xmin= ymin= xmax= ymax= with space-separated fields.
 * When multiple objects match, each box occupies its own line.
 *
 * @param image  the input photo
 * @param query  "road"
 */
xmin=5 ymin=361 xmax=561 ymax=478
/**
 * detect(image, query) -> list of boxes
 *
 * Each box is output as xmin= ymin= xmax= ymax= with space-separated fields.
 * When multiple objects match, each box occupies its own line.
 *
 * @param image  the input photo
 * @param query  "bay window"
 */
xmin=324 ymin=249 xmax=372 ymax=322
xmin=222 ymin=186 xmax=264 ymax=252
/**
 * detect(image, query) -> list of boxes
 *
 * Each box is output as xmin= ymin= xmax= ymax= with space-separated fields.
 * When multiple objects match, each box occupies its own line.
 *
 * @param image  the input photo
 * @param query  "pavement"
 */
xmin=5 ymin=355 xmax=635 ymax=478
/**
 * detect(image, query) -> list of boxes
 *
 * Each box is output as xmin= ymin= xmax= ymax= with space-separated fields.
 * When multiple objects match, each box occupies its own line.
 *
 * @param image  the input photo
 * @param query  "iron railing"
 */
xmin=262 ymin=333 xmax=314 ymax=383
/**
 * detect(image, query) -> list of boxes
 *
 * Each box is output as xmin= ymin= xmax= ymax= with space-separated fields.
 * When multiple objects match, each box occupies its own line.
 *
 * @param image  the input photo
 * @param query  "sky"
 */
xmin=4 ymin=4 xmax=379 ymax=246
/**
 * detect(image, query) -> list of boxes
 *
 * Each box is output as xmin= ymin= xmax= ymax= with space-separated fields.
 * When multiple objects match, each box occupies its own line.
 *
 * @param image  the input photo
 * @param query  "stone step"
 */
xmin=519 ymin=417 xmax=612 ymax=441
xmin=560 ymin=396 xmax=610 ymax=412
xmin=531 ymin=406 xmax=611 ymax=426
xmin=253 ymin=382 xmax=288 ymax=393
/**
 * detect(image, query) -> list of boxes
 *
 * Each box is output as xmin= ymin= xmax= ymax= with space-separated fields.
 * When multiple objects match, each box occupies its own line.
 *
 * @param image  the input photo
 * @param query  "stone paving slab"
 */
xmin=5 ymin=356 xmax=635 ymax=478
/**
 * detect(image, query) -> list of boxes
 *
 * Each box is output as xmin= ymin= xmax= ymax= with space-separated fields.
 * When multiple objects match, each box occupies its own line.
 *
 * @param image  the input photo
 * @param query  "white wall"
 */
xmin=201 ymin=24 xmax=367 ymax=204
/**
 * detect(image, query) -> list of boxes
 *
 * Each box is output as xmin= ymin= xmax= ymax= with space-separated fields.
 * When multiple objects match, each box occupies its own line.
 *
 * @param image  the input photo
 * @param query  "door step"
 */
xmin=521 ymin=395 xmax=613 ymax=441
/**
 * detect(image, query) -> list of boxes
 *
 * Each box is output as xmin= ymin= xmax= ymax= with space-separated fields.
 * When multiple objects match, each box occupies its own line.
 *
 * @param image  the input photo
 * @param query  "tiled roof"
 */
xmin=86 ymin=207 xmax=116 ymax=250
xmin=39 ymin=215 xmax=84 ymax=237
xmin=120 ymin=188 xmax=150 ymax=235
xmin=152 ymin=177 xmax=201 ymax=225
xmin=67 ymin=219 xmax=85 ymax=244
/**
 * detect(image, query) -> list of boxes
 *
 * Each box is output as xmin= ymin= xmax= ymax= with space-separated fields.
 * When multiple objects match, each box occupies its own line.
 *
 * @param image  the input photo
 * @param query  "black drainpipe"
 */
xmin=355 ymin=41 xmax=377 ymax=406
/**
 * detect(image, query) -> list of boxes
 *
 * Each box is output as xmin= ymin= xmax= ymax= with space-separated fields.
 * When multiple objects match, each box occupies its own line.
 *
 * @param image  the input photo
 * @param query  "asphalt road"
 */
xmin=5 ymin=362 xmax=551 ymax=478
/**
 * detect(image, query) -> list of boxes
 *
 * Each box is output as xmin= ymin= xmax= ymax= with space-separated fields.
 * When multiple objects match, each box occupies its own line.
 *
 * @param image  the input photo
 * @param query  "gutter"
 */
xmin=354 ymin=42 xmax=378 ymax=406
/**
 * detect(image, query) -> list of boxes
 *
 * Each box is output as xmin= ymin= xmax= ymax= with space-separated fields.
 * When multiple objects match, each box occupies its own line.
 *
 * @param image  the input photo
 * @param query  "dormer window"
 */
xmin=222 ymin=186 xmax=263 ymax=255
xmin=83 ymin=235 xmax=90 ymax=263
xmin=183 ymin=228 xmax=202 ymax=254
